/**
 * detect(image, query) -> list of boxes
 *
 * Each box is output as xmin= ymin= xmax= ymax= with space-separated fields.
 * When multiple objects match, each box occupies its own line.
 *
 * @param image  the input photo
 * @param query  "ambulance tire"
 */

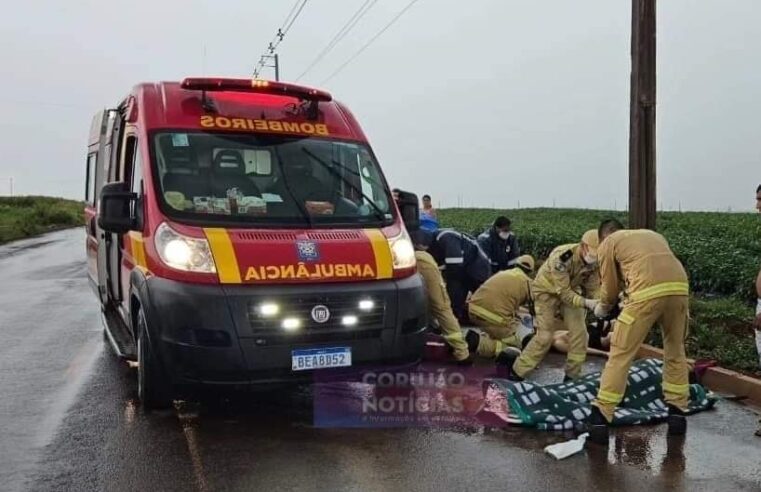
xmin=136 ymin=307 xmax=173 ymax=411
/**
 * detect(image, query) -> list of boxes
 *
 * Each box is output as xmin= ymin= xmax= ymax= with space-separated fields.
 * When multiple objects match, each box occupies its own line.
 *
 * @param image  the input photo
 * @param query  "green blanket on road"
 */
xmin=485 ymin=358 xmax=718 ymax=431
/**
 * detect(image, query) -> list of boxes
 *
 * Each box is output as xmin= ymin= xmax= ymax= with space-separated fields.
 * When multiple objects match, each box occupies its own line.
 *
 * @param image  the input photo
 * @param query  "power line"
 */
xmin=280 ymin=0 xmax=303 ymax=32
xmin=295 ymin=0 xmax=379 ymax=82
xmin=320 ymin=0 xmax=423 ymax=85
xmin=282 ymin=0 xmax=308 ymax=36
xmin=253 ymin=0 xmax=309 ymax=78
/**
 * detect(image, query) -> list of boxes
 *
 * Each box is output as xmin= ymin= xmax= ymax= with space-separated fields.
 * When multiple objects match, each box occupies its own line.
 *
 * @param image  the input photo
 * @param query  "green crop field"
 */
xmin=440 ymin=208 xmax=761 ymax=374
xmin=0 ymin=196 xmax=84 ymax=244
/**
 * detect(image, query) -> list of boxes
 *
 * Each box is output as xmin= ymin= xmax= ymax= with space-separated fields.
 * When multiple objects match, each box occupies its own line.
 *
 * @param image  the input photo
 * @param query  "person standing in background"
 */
xmin=420 ymin=194 xmax=439 ymax=232
xmin=754 ymin=184 xmax=761 ymax=371
xmin=421 ymin=194 xmax=437 ymax=220
xmin=478 ymin=216 xmax=521 ymax=274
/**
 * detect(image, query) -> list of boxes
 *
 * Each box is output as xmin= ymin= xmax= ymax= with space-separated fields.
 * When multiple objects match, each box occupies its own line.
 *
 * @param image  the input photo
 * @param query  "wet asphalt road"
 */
xmin=1 ymin=228 xmax=760 ymax=492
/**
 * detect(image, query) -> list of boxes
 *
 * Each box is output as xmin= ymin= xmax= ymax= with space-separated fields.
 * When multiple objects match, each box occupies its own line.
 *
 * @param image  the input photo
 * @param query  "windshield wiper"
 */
xmin=300 ymin=147 xmax=389 ymax=223
xmin=325 ymin=157 xmax=385 ymax=191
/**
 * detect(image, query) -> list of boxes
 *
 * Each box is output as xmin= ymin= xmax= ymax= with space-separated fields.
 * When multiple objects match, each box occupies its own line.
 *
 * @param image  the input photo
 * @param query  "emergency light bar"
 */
xmin=181 ymin=77 xmax=332 ymax=102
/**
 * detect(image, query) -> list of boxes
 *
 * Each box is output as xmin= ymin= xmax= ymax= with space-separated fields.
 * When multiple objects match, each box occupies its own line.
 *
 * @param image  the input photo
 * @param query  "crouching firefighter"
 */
xmin=466 ymin=255 xmax=536 ymax=359
xmin=412 ymin=230 xmax=472 ymax=364
xmin=587 ymin=219 xmax=691 ymax=445
xmin=499 ymin=230 xmax=601 ymax=382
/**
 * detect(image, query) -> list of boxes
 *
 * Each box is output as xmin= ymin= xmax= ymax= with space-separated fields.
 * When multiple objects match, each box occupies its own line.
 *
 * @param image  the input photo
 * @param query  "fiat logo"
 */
xmin=311 ymin=305 xmax=331 ymax=324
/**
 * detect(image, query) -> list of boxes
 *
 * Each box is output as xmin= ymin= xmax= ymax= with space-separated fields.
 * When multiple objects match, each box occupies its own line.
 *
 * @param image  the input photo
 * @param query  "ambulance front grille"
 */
xmin=234 ymin=230 xmax=364 ymax=242
xmin=306 ymin=231 xmax=364 ymax=241
xmin=236 ymin=231 xmax=297 ymax=242
xmin=247 ymin=294 xmax=386 ymax=333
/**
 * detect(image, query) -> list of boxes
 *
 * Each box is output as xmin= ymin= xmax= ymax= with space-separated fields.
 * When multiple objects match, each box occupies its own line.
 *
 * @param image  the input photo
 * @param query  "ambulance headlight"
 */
xmin=155 ymin=222 xmax=217 ymax=273
xmin=388 ymin=230 xmax=416 ymax=270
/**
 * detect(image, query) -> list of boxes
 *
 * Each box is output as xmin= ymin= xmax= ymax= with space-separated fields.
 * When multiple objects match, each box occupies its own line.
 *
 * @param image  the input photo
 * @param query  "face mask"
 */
xmin=498 ymin=231 xmax=511 ymax=240
xmin=584 ymin=252 xmax=598 ymax=265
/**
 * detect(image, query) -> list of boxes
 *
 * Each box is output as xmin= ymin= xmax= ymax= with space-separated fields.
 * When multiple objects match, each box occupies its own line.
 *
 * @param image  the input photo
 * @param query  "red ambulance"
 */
xmin=84 ymin=78 xmax=426 ymax=408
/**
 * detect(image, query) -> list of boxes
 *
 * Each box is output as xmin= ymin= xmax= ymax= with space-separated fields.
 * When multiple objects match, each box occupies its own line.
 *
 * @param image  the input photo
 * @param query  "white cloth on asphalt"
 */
xmin=544 ymin=433 xmax=588 ymax=460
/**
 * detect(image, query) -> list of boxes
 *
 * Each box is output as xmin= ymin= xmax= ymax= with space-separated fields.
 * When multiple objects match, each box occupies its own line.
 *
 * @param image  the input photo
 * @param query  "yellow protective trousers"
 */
xmin=512 ymin=293 xmax=588 ymax=379
xmin=468 ymin=304 xmax=522 ymax=357
xmin=592 ymin=295 xmax=690 ymax=422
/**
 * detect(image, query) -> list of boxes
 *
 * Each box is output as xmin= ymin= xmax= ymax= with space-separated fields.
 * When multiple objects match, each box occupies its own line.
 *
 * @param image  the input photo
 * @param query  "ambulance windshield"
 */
xmin=151 ymin=132 xmax=395 ymax=227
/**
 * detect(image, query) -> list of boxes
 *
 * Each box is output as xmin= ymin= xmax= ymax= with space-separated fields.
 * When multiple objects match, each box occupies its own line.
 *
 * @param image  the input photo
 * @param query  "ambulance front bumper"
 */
xmin=143 ymin=274 xmax=427 ymax=389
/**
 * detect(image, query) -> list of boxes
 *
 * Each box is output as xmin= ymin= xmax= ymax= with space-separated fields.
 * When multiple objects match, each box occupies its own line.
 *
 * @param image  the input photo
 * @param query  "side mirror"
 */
xmin=396 ymin=190 xmax=420 ymax=231
xmin=98 ymin=182 xmax=136 ymax=234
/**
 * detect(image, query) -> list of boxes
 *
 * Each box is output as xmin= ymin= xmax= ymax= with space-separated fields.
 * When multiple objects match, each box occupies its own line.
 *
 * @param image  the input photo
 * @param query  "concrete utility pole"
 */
xmin=629 ymin=0 xmax=657 ymax=229
xmin=257 ymin=54 xmax=280 ymax=81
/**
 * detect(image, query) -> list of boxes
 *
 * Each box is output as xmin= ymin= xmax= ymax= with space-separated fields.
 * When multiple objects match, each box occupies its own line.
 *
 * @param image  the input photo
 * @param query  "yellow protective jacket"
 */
xmin=598 ymin=229 xmax=688 ymax=307
xmin=468 ymin=268 xmax=531 ymax=325
xmin=533 ymin=243 xmax=600 ymax=308
xmin=415 ymin=250 xmax=461 ymax=333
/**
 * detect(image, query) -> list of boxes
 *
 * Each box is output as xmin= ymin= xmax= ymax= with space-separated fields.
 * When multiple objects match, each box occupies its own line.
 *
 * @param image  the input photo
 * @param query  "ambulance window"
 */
xmin=130 ymin=144 xmax=143 ymax=194
xmin=123 ymin=136 xmax=138 ymax=183
xmin=131 ymin=147 xmax=144 ymax=227
xmin=85 ymin=153 xmax=97 ymax=205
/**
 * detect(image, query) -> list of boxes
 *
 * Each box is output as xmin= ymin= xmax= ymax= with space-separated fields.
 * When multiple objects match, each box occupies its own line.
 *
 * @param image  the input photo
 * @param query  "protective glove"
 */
xmin=583 ymin=298 xmax=599 ymax=311
xmin=594 ymin=303 xmax=613 ymax=318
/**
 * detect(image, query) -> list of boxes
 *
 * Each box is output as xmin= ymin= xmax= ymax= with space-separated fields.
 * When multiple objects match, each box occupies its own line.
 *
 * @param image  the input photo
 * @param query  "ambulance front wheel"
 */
xmin=136 ymin=306 xmax=173 ymax=411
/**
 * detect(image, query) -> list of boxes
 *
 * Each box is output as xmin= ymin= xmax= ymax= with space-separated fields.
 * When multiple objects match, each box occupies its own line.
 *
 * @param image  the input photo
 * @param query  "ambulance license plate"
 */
xmin=291 ymin=347 xmax=352 ymax=371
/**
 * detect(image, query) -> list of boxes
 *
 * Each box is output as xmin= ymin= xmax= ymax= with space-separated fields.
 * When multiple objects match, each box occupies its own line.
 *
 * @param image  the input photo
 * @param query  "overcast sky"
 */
xmin=0 ymin=0 xmax=758 ymax=211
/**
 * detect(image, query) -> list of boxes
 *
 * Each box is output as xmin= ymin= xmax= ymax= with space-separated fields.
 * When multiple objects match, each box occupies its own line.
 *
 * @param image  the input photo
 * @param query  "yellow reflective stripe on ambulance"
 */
xmin=364 ymin=229 xmax=393 ymax=279
xmin=597 ymin=389 xmax=623 ymax=405
xmin=629 ymin=282 xmax=689 ymax=302
xmin=128 ymin=231 xmax=148 ymax=270
xmin=662 ymin=381 xmax=690 ymax=396
xmin=204 ymin=228 xmax=242 ymax=284
xmin=469 ymin=304 xmax=507 ymax=325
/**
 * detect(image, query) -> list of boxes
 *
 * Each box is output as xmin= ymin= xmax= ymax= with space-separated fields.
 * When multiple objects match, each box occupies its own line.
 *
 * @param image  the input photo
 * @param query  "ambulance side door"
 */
xmin=97 ymin=109 xmax=125 ymax=304
xmin=95 ymin=110 xmax=118 ymax=305
xmin=118 ymin=129 xmax=142 ymax=312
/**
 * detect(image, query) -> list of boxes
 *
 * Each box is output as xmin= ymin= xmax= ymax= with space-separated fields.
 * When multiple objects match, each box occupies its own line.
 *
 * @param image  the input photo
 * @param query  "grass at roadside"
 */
xmin=439 ymin=207 xmax=761 ymax=375
xmin=646 ymin=296 xmax=760 ymax=375
xmin=0 ymin=196 xmax=84 ymax=244
xmin=686 ymin=297 xmax=759 ymax=374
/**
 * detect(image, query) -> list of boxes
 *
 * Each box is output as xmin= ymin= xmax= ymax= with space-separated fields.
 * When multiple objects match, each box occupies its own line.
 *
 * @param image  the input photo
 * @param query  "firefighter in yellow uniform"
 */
xmin=587 ymin=219 xmax=690 ymax=445
xmin=415 ymin=248 xmax=471 ymax=362
xmin=467 ymin=255 xmax=536 ymax=358
xmin=500 ymin=230 xmax=601 ymax=381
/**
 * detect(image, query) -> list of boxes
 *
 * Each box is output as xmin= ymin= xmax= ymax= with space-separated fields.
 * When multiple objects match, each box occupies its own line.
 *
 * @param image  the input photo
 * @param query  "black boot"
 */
xmin=562 ymin=375 xmax=574 ymax=384
xmin=587 ymin=321 xmax=603 ymax=350
xmin=465 ymin=330 xmax=480 ymax=353
xmin=521 ymin=333 xmax=534 ymax=350
xmin=586 ymin=406 xmax=610 ymax=446
xmin=495 ymin=347 xmax=523 ymax=381
xmin=667 ymin=405 xmax=687 ymax=436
